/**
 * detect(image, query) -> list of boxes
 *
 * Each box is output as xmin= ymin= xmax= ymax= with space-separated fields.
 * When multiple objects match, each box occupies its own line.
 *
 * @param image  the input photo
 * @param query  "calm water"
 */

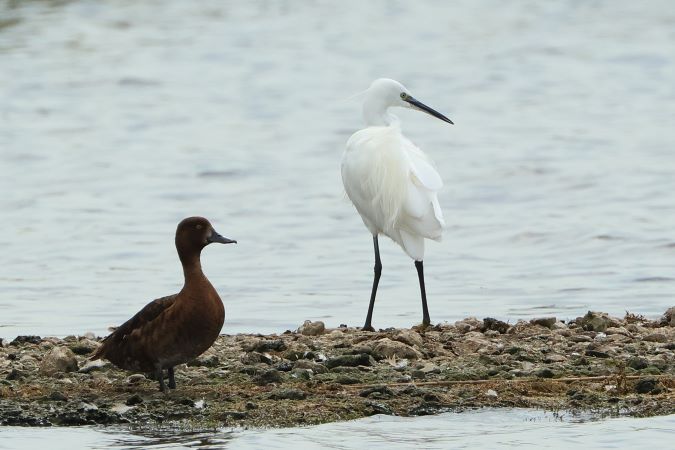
xmin=1 ymin=409 xmax=674 ymax=449
xmin=1 ymin=1 xmax=675 ymax=339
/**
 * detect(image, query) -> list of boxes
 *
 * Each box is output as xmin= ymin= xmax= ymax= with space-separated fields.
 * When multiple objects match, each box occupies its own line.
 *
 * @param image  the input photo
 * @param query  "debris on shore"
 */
xmin=1 ymin=309 xmax=673 ymax=428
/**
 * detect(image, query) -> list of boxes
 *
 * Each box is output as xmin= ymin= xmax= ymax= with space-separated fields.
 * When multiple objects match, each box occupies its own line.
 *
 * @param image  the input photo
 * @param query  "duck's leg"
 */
xmin=415 ymin=260 xmax=431 ymax=327
xmin=363 ymin=235 xmax=382 ymax=332
xmin=155 ymin=368 xmax=167 ymax=392
xmin=168 ymin=367 xmax=176 ymax=389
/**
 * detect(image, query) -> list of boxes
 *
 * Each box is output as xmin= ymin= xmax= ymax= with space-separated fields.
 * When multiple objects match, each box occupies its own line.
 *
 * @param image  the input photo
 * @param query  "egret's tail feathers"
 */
xmin=399 ymin=229 xmax=425 ymax=261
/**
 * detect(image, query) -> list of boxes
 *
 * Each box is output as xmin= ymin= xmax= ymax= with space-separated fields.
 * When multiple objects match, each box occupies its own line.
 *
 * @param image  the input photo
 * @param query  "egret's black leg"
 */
xmin=156 ymin=368 xmax=167 ymax=393
xmin=363 ymin=235 xmax=382 ymax=332
xmin=168 ymin=367 xmax=176 ymax=389
xmin=415 ymin=260 xmax=431 ymax=327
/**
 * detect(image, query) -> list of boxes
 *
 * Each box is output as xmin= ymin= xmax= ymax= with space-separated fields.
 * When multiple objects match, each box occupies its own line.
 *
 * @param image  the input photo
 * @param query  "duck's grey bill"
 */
xmin=208 ymin=230 xmax=237 ymax=244
xmin=405 ymin=96 xmax=454 ymax=124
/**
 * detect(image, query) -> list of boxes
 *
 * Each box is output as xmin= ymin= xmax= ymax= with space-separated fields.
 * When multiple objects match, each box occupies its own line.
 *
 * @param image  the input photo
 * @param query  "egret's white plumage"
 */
xmin=343 ymin=124 xmax=445 ymax=261
xmin=341 ymin=78 xmax=453 ymax=330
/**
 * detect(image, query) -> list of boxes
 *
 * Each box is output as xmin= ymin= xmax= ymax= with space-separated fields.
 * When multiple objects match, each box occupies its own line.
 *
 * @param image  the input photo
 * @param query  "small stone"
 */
xmin=358 ymin=385 xmax=394 ymax=398
xmin=486 ymin=389 xmax=498 ymax=398
xmin=126 ymin=374 xmax=146 ymax=384
xmin=39 ymin=347 xmax=78 ymax=376
xmin=454 ymin=317 xmax=482 ymax=333
xmin=372 ymin=338 xmax=421 ymax=360
xmin=253 ymin=369 xmax=282 ymax=385
xmin=571 ymin=335 xmax=593 ymax=343
xmin=187 ymin=354 xmax=220 ymax=367
xmin=241 ymin=338 xmax=287 ymax=353
xmin=297 ymin=320 xmax=326 ymax=336
xmin=325 ymin=353 xmax=374 ymax=368
xmin=627 ymin=357 xmax=649 ymax=370
xmin=576 ymin=311 xmax=620 ymax=332
xmin=536 ymin=368 xmax=555 ymax=378
xmin=392 ymin=329 xmax=424 ymax=348
xmin=275 ymin=361 xmax=293 ymax=372
xmin=366 ymin=401 xmax=394 ymax=416
xmin=245 ymin=401 xmax=258 ymax=410
xmin=543 ymin=354 xmax=567 ymax=363
xmin=335 ymin=375 xmax=360 ymax=384
xmin=240 ymin=352 xmax=272 ymax=365
xmin=293 ymin=360 xmax=328 ymax=374
xmin=220 ymin=411 xmax=248 ymax=420
xmin=269 ymin=388 xmax=307 ymax=400
xmin=6 ymin=369 xmax=25 ymax=381
xmin=78 ymin=359 xmax=109 ymax=373
xmin=411 ymin=370 xmax=426 ymax=380
xmin=125 ymin=394 xmax=143 ymax=406
xmin=642 ymin=333 xmax=667 ymax=343
xmin=290 ymin=368 xmax=312 ymax=380
xmin=635 ymin=378 xmax=659 ymax=394
xmin=481 ymin=317 xmax=510 ymax=334
xmin=10 ymin=335 xmax=42 ymax=346
xmin=661 ymin=306 xmax=675 ymax=327
xmin=530 ymin=317 xmax=556 ymax=329
xmin=49 ymin=391 xmax=68 ymax=401
xmin=585 ymin=349 xmax=610 ymax=358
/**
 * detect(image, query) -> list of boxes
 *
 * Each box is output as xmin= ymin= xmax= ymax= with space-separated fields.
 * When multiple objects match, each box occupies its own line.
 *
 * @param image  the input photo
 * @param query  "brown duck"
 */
xmin=91 ymin=216 xmax=236 ymax=392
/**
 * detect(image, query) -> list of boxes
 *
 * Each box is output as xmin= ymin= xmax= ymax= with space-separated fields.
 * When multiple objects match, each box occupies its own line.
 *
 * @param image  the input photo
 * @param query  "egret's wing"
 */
xmin=403 ymin=139 xmax=443 ymax=192
xmin=397 ymin=138 xmax=445 ymax=254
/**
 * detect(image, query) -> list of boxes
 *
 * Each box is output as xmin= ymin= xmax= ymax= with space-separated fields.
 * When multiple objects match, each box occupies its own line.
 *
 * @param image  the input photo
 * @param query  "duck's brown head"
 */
xmin=175 ymin=217 xmax=236 ymax=263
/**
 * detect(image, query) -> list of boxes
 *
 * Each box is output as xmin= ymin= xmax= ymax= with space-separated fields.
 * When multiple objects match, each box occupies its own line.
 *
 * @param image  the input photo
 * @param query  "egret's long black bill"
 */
xmin=207 ymin=230 xmax=237 ymax=244
xmin=405 ymin=96 xmax=454 ymax=124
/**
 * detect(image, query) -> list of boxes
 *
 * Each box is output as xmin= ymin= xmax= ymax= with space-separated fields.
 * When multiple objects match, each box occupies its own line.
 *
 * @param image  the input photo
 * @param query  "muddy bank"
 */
xmin=1 ymin=309 xmax=674 ymax=428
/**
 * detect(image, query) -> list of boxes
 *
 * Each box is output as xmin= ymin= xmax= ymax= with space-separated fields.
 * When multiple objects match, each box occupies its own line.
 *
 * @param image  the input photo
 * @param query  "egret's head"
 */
xmin=364 ymin=78 xmax=453 ymax=125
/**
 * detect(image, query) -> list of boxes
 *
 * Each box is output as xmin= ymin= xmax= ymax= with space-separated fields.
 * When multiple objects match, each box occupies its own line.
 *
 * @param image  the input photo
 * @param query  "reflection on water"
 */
xmin=1 ymin=1 xmax=674 ymax=339
xmin=1 ymin=409 xmax=673 ymax=449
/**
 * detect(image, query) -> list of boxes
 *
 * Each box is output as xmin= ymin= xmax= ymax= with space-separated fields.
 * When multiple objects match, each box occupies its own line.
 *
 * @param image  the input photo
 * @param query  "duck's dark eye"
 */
xmin=400 ymin=92 xmax=407 ymax=99
xmin=196 ymin=224 xmax=203 ymax=230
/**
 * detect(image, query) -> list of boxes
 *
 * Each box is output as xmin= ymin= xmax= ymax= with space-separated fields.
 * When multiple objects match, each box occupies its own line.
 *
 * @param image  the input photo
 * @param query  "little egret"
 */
xmin=341 ymin=78 xmax=453 ymax=331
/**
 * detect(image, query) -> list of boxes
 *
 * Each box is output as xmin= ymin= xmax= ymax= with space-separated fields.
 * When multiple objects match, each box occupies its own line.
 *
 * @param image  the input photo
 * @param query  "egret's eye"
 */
xmin=400 ymin=92 xmax=407 ymax=99
xmin=196 ymin=224 xmax=203 ymax=230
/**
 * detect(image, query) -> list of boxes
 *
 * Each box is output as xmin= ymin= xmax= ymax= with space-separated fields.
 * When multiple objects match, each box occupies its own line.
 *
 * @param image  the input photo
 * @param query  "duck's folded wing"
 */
xmin=91 ymin=294 xmax=177 ymax=360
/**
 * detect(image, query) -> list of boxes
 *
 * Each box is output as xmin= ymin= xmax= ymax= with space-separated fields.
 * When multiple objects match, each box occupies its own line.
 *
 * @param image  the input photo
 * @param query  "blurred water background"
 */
xmin=1 ymin=0 xmax=674 ymax=338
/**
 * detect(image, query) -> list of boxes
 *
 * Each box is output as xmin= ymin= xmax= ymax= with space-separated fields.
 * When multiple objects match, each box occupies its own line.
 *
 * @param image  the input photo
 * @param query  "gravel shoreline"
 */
xmin=1 ymin=309 xmax=673 ymax=428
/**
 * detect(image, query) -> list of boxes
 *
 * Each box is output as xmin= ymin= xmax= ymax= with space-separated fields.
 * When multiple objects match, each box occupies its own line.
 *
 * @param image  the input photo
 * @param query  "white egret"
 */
xmin=341 ymin=78 xmax=453 ymax=331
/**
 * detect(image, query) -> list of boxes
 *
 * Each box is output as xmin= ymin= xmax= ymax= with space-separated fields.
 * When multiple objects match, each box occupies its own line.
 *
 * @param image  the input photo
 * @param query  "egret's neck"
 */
xmin=363 ymin=97 xmax=398 ymax=127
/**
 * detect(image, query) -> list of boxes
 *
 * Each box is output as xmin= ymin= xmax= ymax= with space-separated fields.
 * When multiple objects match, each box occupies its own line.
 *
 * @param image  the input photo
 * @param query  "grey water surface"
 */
xmin=1 ymin=0 xmax=674 ymax=447
xmin=1 ymin=409 xmax=674 ymax=449
xmin=1 ymin=0 xmax=674 ymax=338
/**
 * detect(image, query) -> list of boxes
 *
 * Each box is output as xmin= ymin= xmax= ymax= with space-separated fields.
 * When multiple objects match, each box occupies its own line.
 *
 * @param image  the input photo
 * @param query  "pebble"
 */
xmin=78 ymin=359 xmax=109 ymax=374
xmin=371 ymin=338 xmax=421 ymax=360
xmin=486 ymin=389 xmax=498 ymax=398
xmin=253 ymin=369 xmax=282 ymax=385
xmin=269 ymin=388 xmax=307 ymax=400
xmin=530 ymin=317 xmax=557 ymax=329
xmin=325 ymin=353 xmax=374 ymax=369
xmin=297 ymin=320 xmax=326 ymax=336
xmin=635 ymin=379 xmax=660 ymax=394
xmin=642 ymin=333 xmax=668 ymax=343
xmin=126 ymin=374 xmax=147 ymax=384
xmin=662 ymin=307 xmax=675 ymax=327
xmin=391 ymin=329 xmax=424 ymax=348
xmin=39 ymin=347 xmax=78 ymax=376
